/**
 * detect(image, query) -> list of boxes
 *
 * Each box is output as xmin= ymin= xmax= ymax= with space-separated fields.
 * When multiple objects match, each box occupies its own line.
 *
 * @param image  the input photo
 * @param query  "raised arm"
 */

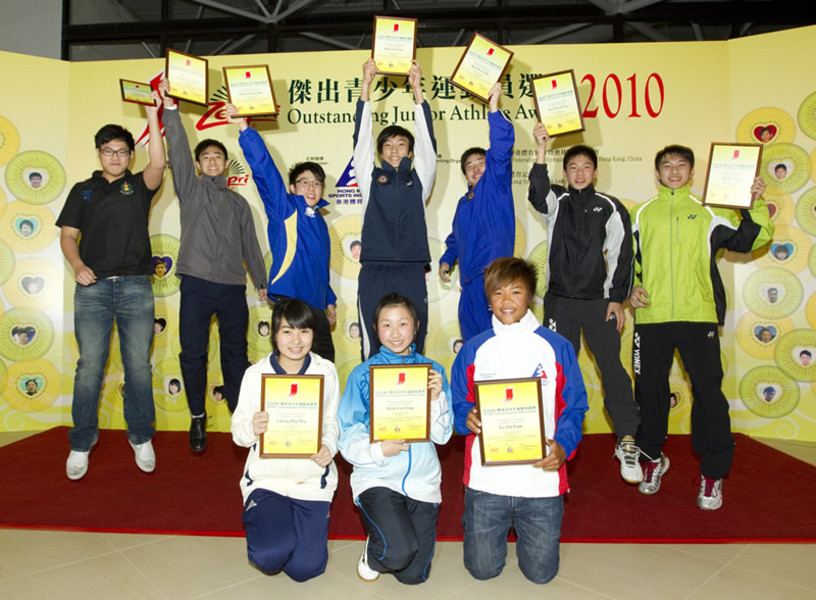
xmin=528 ymin=123 xmax=557 ymax=214
xmin=142 ymin=90 xmax=166 ymax=191
xmin=157 ymin=79 xmax=198 ymax=200
xmin=352 ymin=59 xmax=378 ymax=212
xmin=410 ymin=60 xmax=437 ymax=202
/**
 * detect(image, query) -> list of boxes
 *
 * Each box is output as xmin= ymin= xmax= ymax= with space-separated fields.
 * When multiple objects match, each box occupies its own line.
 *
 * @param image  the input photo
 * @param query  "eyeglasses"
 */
xmin=295 ymin=179 xmax=323 ymax=188
xmin=99 ymin=148 xmax=132 ymax=157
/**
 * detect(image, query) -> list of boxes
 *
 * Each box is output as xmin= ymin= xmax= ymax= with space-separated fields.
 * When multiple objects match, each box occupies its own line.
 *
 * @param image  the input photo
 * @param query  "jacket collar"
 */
xmin=380 ymin=156 xmax=413 ymax=174
xmin=491 ymin=309 xmax=540 ymax=335
xmin=376 ymin=343 xmax=417 ymax=362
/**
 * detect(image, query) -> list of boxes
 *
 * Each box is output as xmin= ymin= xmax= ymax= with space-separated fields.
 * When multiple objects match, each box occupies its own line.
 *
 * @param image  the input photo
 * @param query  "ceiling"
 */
xmin=64 ymin=0 xmax=815 ymax=61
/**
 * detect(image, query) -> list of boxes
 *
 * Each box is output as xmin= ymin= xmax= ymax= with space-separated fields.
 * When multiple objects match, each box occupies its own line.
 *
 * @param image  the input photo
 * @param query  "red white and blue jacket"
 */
xmin=451 ymin=310 xmax=588 ymax=497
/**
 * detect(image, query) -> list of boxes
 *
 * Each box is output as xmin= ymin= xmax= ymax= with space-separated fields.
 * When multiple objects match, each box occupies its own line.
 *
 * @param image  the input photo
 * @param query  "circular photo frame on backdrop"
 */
xmin=0 ymin=309 xmax=55 ymax=362
xmin=774 ymin=329 xmax=816 ymax=383
xmin=763 ymin=192 xmax=794 ymax=226
xmin=805 ymin=293 xmax=816 ymax=331
xmin=735 ymin=313 xmax=795 ymax=360
xmin=739 ymin=365 xmax=799 ymax=418
xmin=149 ymin=234 xmax=180 ymax=297
xmin=794 ymin=188 xmax=816 ymax=235
xmin=756 ymin=225 xmax=810 ymax=273
xmin=153 ymin=358 xmax=187 ymax=412
xmin=1 ymin=358 xmax=61 ymax=413
xmin=797 ymin=91 xmax=816 ymax=140
xmin=760 ymin=143 xmax=810 ymax=194
xmin=0 ymin=115 xmax=21 ymax=165
xmin=743 ymin=267 xmax=803 ymax=319
xmin=5 ymin=150 xmax=66 ymax=205
xmin=2 ymin=258 xmax=60 ymax=311
xmin=736 ymin=107 xmax=796 ymax=146
xmin=329 ymin=214 xmax=363 ymax=279
xmin=0 ymin=201 xmax=56 ymax=254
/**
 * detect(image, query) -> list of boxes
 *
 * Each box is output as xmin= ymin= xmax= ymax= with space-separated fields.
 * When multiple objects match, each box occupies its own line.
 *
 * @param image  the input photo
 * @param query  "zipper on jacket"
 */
xmin=670 ymin=189 xmax=676 ymax=320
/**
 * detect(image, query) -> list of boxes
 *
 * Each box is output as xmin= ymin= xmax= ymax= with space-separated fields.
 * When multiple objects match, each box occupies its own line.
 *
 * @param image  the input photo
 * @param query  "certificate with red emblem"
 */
xmin=531 ymin=70 xmax=585 ymax=136
xmin=260 ymin=374 xmax=324 ymax=458
xmin=475 ymin=378 xmax=546 ymax=465
xmin=223 ymin=65 xmax=278 ymax=117
xmin=372 ymin=16 xmax=417 ymax=75
xmin=369 ymin=364 xmax=431 ymax=443
xmin=450 ymin=33 xmax=513 ymax=103
xmin=703 ymin=143 xmax=762 ymax=209
xmin=165 ymin=49 xmax=209 ymax=106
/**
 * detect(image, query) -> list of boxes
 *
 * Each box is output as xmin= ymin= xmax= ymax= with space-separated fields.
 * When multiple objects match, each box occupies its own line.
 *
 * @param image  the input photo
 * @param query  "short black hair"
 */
xmin=654 ymin=145 xmax=695 ymax=171
xmin=460 ymin=147 xmax=486 ymax=175
xmin=372 ymin=293 xmax=419 ymax=333
xmin=800 ymin=349 xmax=812 ymax=358
xmin=763 ymin=386 xmax=775 ymax=394
xmin=775 ymin=163 xmax=788 ymax=173
xmin=19 ymin=219 xmax=34 ymax=229
xmin=29 ymin=172 xmax=42 ymax=180
xmin=563 ymin=145 xmax=598 ymax=170
xmin=271 ymin=298 xmax=316 ymax=352
xmin=289 ymin=161 xmax=325 ymax=186
xmin=94 ymin=124 xmax=135 ymax=152
xmin=154 ymin=317 xmax=166 ymax=328
xmin=350 ymin=240 xmax=361 ymax=250
xmin=759 ymin=127 xmax=771 ymax=136
xmin=376 ymin=125 xmax=414 ymax=155
xmin=194 ymin=139 xmax=228 ymax=163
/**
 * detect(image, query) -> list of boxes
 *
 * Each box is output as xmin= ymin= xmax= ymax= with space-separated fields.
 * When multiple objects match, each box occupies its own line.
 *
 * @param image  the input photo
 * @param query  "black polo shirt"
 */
xmin=56 ymin=170 xmax=157 ymax=279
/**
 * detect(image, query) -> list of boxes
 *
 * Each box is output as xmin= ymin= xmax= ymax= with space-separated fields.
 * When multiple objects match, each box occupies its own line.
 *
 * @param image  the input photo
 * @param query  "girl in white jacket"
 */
xmin=231 ymin=298 xmax=340 ymax=582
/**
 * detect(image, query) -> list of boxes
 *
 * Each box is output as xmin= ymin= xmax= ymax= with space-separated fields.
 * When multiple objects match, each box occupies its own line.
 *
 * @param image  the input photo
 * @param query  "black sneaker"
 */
xmin=189 ymin=415 xmax=207 ymax=452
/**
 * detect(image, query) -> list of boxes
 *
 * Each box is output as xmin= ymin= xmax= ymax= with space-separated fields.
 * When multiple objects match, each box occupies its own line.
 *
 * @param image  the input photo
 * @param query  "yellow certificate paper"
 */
xmin=119 ymin=79 xmax=154 ymax=106
xmin=223 ymin=65 xmax=279 ymax=117
xmin=165 ymin=49 xmax=209 ymax=106
xmin=372 ymin=16 xmax=417 ymax=75
xmin=450 ymin=33 xmax=513 ymax=103
xmin=475 ymin=378 xmax=545 ymax=465
xmin=531 ymin=70 xmax=585 ymax=136
xmin=703 ymin=143 xmax=762 ymax=209
xmin=369 ymin=364 xmax=431 ymax=443
xmin=260 ymin=374 xmax=324 ymax=458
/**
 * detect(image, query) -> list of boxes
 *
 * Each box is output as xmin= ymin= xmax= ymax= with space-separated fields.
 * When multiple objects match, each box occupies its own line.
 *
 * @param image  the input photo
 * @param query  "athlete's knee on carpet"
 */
xmin=285 ymin=557 xmax=327 ymax=582
xmin=378 ymin=540 xmax=419 ymax=572
xmin=248 ymin=545 xmax=292 ymax=575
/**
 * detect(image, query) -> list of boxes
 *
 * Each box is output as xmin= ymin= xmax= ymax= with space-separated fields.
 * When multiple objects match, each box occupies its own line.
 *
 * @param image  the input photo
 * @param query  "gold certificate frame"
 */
xmin=475 ymin=377 xmax=546 ymax=466
xmin=369 ymin=363 xmax=431 ymax=443
xmin=260 ymin=374 xmax=324 ymax=458
xmin=165 ymin=49 xmax=209 ymax=106
xmin=119 ymin=79 xmax=155 ymax=106
xmin=372 ymin=16 xmax=418 ymax=76
xmin=223 ymin=65 xmax=279 ymax=117
xmin=703 ymin=143 xmax=762 ymax=209
xmin=531 ymin=70 xmax=585 ymax=136
xmin=450 ymin=33 xmax=514 ymax=103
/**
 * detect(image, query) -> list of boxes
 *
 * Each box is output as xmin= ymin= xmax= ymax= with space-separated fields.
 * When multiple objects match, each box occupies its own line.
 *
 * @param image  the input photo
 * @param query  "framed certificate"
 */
xmin=369 ymin=364 xmax=431 ymax=443
xmin=119 ymin=79 xmax=155 ymax=106
xmin=372 ymin=16 xmax=417 ymax=75
xmin=165 ymin=49 xmax=209 ymax=106
xmin=475 ymin=378 xmax=546 ymax=466
xmin=223 ymin=65 xmax=279 ymax=117
xmin=531 ymin=70 xmax=585 ymax=136
xmin=703 ymin=143 xmax=762 ymax=209
xmin=450 ymin=33 xmax=514 ymax=103
xmin=260 ymin=374 xmax=324 ymax=458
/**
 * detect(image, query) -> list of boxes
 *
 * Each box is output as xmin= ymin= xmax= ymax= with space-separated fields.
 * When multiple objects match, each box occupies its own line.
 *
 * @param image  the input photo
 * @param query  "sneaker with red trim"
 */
xmin=638 ymin=453 xmax=669 ymax=495
xmin=697 ymin=476 xmax=723 ymax=511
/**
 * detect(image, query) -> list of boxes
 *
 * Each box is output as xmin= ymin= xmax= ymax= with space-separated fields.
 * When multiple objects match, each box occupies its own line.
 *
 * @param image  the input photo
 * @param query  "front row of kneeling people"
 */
xmin=58 ymin=59 xmax=774 ymax=585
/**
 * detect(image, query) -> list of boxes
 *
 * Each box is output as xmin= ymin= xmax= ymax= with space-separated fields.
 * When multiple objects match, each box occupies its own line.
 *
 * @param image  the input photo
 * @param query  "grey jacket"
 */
xmin=163 ymin=106 xmax=267 ymax=289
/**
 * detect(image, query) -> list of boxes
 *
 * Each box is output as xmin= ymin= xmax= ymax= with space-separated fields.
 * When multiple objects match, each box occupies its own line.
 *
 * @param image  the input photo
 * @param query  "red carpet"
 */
xmin=1 ymin=427 xmax=814 ymax=542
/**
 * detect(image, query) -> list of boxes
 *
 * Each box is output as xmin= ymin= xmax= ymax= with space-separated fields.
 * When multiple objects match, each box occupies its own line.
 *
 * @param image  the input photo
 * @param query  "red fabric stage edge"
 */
xmin=1 ymin=427 xmax=814 ymax=543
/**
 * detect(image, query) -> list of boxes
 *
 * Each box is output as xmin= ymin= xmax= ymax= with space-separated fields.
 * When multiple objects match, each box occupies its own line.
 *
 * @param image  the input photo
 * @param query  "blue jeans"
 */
xmin=463 ymin=487 xmax=563 ymax=584
xmin=69 ymin=275 xmax=155 ymax=451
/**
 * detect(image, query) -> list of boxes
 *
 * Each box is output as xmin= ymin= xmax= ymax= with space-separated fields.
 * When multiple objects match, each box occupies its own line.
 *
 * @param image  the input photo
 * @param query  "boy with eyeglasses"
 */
xmin=57 ymin=93 xmax=165 ymax=480
xmin=158 ymin=81 xmax=268 ymax=454
xmin=227 ymin=104 xmax=337 ymax=363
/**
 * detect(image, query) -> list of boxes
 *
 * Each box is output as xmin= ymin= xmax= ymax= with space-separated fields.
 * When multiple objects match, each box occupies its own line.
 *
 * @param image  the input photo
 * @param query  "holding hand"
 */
xmin=311 ymin=445 xmax=332 ymax=467
xmin=488 ymin=82 xmax=503 ymax=112
xmin=629 ymin=285 xmax=650 ymax=308
xmin=408 ymin=59 xmax=424 ymax=104
xmin=534 ymin=438 xmax=566 ymax=471
xmin=533 ymin=122 xmax=550 ymax=163
xmin=156 ymin=79 xmax=177 ymax=109
xmin=428 ymin=369 xmax=443 ymax=401
xmin=751 ymin=176 xmax=766 ymax=201
xmin=381 ymin=439 xmax=410 ymax=457
xmin=466 ymin=406 xmax=481 ymax=435
xmin=438 ymin=262 xmax=452 ymax=283
xmin=225 ymin=103 xmax=249 ymax=131
xmin=252 ymin=411 xmax=268 ymax=436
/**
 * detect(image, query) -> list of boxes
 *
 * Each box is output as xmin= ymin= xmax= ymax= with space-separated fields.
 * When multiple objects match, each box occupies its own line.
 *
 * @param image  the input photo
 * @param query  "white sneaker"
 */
xmin=697 ymin=476 xmax=723 ymax=511
xmin=129 ymin=440 xmax=155 ymax=473
xmin=357 ymin=537 xmax=380 ymax=581
xmin=66 ymin=450 xmax=90 ymax=480
xmin=615 ymin=441 xmax=644 ymax=484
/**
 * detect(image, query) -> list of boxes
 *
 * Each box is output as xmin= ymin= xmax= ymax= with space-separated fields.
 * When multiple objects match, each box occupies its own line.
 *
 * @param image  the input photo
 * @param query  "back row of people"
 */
xmin=56 ymin=58 xmax=773 ymax=583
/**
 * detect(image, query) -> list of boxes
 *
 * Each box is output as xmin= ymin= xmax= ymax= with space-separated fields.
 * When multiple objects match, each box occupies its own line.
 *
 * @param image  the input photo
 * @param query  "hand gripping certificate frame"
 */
xmin=474 ymin=377 xmax=546 ymax=466
xmin=450 ymin=33 xmax=514 ymax=103
xmin=372 ymin=16 xmax=418 ymax=76
xmin=369 ymin=363 xmax=431 ymax=443
xmin=165 ymin=49 xmax=209 ymax=106
xmin=260 ymin=374 xmax=324 ymax=458
xmin=531 ymin=70 xmax=585 ymax=137
xmin=703 ymin=143 xmax=763 ymax=210
xmin=223 ymin=65 xmax=279 ymax=117
xmin=119 ymin=79 xmax=155 ymax=106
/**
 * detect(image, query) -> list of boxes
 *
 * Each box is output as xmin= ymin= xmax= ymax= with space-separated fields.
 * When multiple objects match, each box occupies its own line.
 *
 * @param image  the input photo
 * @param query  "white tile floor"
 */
xmin=1 ymin=433 xmax=814 ymax=599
